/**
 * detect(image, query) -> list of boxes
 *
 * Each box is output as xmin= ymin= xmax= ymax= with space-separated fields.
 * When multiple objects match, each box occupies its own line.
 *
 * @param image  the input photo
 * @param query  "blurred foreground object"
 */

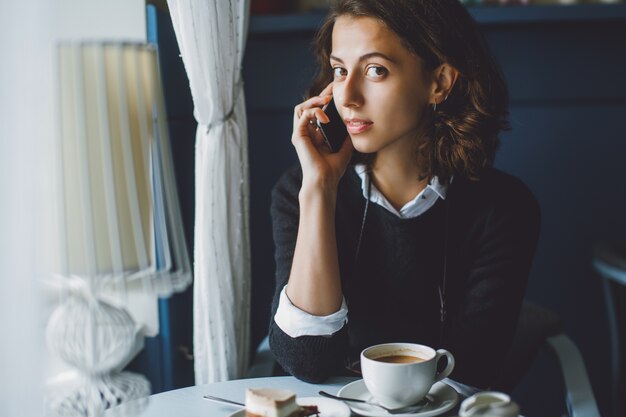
xmin=46 ymin=42 xmax=191 ymax=417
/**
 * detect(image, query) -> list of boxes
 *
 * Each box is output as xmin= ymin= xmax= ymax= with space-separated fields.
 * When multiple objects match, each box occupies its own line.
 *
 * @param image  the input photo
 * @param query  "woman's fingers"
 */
xmin=293 ymin=112 xmax=353 ymax=169
xmin=300 ymin=107 xmax=329 ymax=133
xmin=293 ymin=108 xmax=327 ymax=145
xmin=293 ymin=87 xmax=333 ymax=125
xmin=292 ymin=108 xmax=326 ymax=162
xmin=294 ymin=94 xmax=331 ymax=120
xmin=319 ymin=82 xmax=333 ymax=97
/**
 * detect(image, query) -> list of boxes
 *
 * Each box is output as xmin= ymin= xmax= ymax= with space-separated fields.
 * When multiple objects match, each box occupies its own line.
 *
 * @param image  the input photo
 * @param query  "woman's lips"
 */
xmin=345 ymin=118 xmax=373 ymax=134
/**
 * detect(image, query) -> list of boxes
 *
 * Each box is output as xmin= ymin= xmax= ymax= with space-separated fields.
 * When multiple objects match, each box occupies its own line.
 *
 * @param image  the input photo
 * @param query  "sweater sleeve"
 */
xmin=442 ymin=173 xmax=541 ymax=389
xmin=268 ymin=166 xmax=349 ymax=383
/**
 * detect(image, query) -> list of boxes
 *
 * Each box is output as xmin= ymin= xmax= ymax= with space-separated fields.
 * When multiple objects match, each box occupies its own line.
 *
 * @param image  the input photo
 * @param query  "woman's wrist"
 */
xmin=299 ymin=178 xmax=338 ymax=206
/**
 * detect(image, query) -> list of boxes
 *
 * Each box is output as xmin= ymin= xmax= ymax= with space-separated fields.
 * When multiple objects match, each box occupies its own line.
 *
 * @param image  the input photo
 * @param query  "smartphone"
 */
xmin=317 ymin=97 xmax=348 ymax=153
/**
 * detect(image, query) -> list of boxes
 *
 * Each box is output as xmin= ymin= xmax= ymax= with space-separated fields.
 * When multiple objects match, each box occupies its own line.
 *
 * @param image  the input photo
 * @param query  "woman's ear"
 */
xmin=430 ymin=64 xmax=459 ymax=105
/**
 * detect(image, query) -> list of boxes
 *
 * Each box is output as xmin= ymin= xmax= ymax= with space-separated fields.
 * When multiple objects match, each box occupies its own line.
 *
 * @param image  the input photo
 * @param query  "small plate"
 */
xmin=337 ymin=379 xmax=459 ymax=417
xmin=228 ymin=396 xmax=351 ymax=417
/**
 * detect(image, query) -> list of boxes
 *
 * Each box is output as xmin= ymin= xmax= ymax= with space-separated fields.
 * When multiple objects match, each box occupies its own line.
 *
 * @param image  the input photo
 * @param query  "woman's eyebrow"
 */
xmin=330 ymin=52 xmax=397 ymax=64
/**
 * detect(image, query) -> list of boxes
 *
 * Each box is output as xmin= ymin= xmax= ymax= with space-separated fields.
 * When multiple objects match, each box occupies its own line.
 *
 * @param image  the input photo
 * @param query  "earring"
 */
xmin=433 ymin=93 xmax=450 ymax=112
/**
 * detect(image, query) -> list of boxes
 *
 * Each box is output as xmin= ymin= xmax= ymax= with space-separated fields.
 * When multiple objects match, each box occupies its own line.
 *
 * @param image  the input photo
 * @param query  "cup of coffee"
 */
xmin=360 ymin=342 xmax=455 ymax=409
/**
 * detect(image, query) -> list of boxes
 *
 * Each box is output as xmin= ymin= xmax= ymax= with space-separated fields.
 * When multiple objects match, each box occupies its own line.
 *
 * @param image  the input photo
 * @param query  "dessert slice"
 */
xmin=245 ymin=388 xmax=319 ymax=417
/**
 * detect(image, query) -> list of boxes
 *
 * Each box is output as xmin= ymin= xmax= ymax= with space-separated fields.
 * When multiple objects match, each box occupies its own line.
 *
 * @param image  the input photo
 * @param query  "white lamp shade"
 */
xmin=53 ymin=42 xmax=191 ymax=296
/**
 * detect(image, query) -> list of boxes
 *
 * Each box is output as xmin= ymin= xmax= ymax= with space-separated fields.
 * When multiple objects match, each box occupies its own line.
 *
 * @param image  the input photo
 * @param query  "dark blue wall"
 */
xmin=484 ymin=17 xmax=626 ymax=417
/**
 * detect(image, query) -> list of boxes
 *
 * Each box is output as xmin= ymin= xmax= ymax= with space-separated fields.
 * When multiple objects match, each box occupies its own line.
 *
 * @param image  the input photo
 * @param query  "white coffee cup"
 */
xmin=459 ymin=391 xmax=519 ymax=417
xmin=360 ymin=342 xmax=455 ymax=409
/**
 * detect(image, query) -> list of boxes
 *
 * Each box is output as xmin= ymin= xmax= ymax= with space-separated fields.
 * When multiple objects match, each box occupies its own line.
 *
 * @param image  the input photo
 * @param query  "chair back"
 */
xmin=492 ymin=301 xmax=562 ymax=392
xmin=593 ymin=242 xmax=626 ymax=417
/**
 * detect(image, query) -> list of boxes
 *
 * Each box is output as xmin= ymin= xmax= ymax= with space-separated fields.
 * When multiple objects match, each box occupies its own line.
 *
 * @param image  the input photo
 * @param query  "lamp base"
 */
xmin=46 ymin=293 xmax=150 ymax=416
xmin=47 ymin=371 xmax=150 ymax=417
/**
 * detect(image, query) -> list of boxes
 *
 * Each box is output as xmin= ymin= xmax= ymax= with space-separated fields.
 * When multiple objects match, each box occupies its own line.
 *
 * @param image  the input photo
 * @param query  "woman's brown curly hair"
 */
xmin=308 ymin=0 xmax=510 ymax=184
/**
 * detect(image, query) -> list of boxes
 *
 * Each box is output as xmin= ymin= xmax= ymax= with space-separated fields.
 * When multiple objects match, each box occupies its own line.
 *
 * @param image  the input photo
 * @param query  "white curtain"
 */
xmin=166 ymin=0 xmax=251 ymax=383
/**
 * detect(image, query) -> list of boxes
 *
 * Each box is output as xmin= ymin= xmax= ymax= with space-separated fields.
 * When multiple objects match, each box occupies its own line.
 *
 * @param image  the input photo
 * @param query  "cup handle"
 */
xmin=434 ymin=349 xmax=455 ymax=382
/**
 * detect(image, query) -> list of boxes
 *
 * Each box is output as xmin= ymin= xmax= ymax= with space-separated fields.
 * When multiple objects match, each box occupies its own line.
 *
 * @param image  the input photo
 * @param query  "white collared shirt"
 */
xmin=273 ymin=165 xmax=449 ymax=338
xmin=353 ymin=164 xmax=447 ymax=218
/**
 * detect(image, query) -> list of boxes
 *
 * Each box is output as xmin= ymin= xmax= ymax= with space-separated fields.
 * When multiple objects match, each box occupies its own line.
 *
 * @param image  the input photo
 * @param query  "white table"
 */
xmin=104 ymin=375 xmax=480 ymax=417
xmin=106 ymin=376 xmax=360 ymax=417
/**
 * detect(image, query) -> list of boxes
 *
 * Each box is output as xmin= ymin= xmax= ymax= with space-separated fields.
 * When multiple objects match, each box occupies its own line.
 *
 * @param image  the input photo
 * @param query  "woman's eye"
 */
xmin=366 ymin=66 xmax=387 ymax=78
xmin=332 ymin=67 xmax=347 ymax=78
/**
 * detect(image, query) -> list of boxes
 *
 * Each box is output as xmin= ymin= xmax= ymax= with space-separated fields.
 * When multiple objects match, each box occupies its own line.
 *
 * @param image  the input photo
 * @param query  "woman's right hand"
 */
xmin=291 ymin=84 xmax=353 ymax=192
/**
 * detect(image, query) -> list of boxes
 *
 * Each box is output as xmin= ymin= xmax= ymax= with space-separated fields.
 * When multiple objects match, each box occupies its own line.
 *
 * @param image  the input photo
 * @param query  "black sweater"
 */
xmin=268 ymin=166 xmax=540 ymax=388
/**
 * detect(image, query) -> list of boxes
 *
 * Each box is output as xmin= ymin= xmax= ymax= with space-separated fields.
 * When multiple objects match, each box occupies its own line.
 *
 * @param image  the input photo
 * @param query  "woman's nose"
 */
xmin=336 ymin=74 xmax=364 ymax=109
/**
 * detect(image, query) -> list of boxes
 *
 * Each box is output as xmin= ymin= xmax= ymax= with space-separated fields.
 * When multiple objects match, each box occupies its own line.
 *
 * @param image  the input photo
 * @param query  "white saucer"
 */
xmin=337 ymin=379 xmax=459 ymax=417
xmin=228 ymin=396 xmax=351 ymax=417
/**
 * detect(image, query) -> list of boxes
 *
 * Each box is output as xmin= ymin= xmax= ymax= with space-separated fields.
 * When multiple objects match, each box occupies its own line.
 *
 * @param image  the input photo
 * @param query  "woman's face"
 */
xmin=330 ymin=15 xmax=435 ymax=160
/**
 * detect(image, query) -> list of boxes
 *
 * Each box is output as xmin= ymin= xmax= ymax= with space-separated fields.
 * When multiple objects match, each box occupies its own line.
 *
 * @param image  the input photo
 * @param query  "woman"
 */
xmin=268 ymin=0 xmax=540 ymax=389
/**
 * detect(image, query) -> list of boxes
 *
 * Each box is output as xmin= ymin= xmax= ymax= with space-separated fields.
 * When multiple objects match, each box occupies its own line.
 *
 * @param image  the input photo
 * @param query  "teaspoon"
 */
xmin=318 ymin=390 xmax=433 ymax=414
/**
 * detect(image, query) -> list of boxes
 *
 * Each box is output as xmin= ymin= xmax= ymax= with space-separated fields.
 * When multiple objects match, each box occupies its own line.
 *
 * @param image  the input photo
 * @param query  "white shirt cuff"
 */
xmin=274 ymin=285 xmax=348 ymax=338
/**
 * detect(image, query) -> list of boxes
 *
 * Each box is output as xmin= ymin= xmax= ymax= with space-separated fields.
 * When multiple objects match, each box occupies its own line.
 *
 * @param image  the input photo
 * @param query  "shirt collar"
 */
xmin=353 ymin=164 xmax=449 ymax=218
